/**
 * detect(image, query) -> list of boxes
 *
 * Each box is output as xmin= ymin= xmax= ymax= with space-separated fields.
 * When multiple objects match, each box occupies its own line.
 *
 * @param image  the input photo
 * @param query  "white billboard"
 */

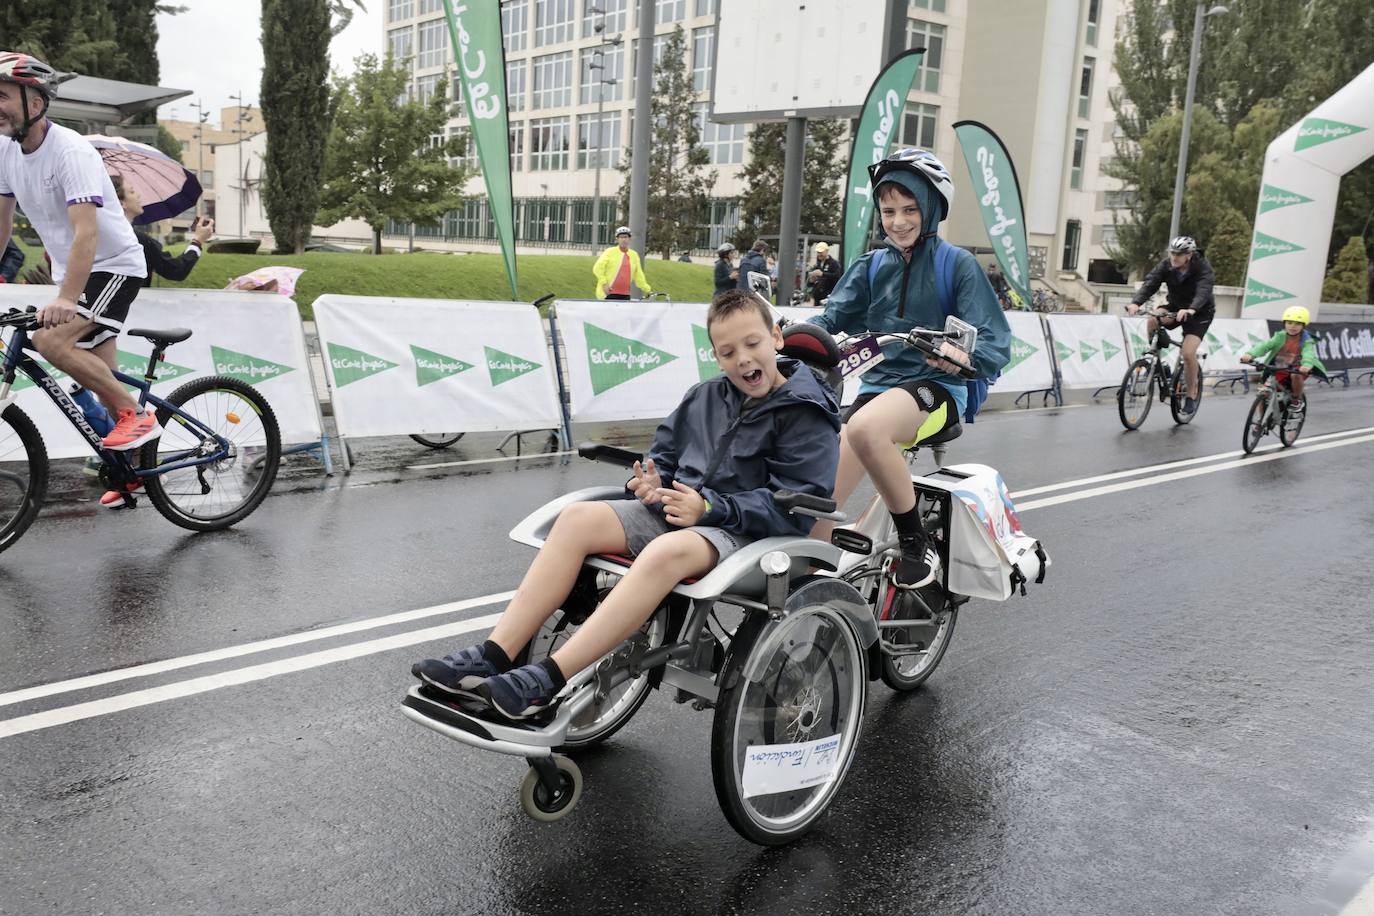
xmin=710 ymin=0 xmax=889 ymax=122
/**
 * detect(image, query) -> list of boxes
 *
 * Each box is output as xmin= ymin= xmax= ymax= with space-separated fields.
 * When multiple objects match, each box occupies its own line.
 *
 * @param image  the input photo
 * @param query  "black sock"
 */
xmin=481 ymin=639 xmax=513 ymax=672
xmin=890 ymin=505 xmax=925 ymax=541
xmin=538 ymin=656 xmax=567 ymax=691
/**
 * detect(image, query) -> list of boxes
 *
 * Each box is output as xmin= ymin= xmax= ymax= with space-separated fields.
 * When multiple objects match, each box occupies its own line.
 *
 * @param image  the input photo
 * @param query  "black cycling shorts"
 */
xmin=1158 ymin=308 xmax=1213 ymax=340
xmin=74 ymin=272 xmax=141 ymax=350
xmin=844 ymin=380 xmax=959 ymax=449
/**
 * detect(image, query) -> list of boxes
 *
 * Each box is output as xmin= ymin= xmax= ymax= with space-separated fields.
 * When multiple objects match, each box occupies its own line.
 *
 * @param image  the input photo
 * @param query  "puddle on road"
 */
xmin=1305 ymin=824 xmax=1374 ymax=915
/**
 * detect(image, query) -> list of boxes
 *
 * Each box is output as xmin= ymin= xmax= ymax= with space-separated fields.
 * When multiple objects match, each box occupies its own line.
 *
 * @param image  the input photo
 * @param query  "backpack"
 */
xmin=867 ymin=239 xmax=997 ymax=422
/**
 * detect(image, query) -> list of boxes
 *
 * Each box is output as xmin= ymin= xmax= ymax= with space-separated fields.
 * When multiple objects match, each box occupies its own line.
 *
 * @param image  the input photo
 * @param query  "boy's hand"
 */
xmin=925 ymin=340 xmax=970 ymax=376
xmin=1240 ymin=354 xmax=1253 ymax=363
xmin=658 ymin=481 xmax=706 ymax=527
xmin=1298 ymin=365 xmax=1312 ymax=375
xmin=628 ymin=458 xmax=662 ymax=505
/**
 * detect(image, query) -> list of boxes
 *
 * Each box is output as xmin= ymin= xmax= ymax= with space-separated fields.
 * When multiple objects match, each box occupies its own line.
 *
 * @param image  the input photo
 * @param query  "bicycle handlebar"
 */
xmin=0 ymin=307 xmax=39 ymax=331
xmin=843 ymin=329 xmax=977 ymax=380
xmin=773 ymin=490 xmax=838 ymax=515
xmin=577 ymin=441 xmax=642 ymax=468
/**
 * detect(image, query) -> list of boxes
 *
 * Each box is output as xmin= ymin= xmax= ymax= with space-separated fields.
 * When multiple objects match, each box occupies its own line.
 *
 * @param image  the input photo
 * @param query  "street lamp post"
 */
xmin=587 ymin=8 xmax=622 ymax=250
xmin=1169 ymin=3 xmax=1229 ymax=242
xmin=228 ymin=90 xmax=252 ymax=239
xmin=189 ymin=98 xmax=211 ymax=221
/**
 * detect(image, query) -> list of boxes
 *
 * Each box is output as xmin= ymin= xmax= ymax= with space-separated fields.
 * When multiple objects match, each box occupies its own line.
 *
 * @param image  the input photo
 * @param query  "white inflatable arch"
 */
xmin=1242 ymin=63 xmax=1374 ymax=319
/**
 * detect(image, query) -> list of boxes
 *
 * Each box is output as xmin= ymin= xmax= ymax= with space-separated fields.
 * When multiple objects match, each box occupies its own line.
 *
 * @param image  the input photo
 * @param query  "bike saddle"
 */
xmin=127 ymin=327 xmax=193 ymax=348
xmin=913 ymin=422 xmax=962 ymax=448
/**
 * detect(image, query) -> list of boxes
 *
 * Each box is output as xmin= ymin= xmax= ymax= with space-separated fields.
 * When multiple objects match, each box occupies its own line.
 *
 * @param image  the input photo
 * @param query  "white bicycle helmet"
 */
xmin=1168 ymin=236 xmax=1197 ymax=254
xmin=868 ymin=148 xmax=955 ymax=235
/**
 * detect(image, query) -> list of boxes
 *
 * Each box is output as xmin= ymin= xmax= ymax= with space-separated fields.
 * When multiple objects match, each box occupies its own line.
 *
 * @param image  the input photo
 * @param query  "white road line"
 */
xmin=405 ymin=450 xmax=573 ymax=471
xmin=1009 ymin=425 xmax=1374 ymax=498
xmin=0 ymin=591 xmax=515 ymax=709
xmin=1017 ymin=432 xmax=1374 ymax=512
xmin=0 ymin=613 xmax=503 ymax=740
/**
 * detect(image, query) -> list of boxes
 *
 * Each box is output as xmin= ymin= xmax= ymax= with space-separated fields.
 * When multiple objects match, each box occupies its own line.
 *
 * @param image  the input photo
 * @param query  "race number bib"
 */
xmin=838 ymin=335 xmax=884 ymax=378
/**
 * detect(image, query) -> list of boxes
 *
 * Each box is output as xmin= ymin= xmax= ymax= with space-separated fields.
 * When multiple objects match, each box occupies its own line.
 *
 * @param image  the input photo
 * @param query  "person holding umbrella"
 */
xmin=110 ymin=174 xmax=213 ymax=285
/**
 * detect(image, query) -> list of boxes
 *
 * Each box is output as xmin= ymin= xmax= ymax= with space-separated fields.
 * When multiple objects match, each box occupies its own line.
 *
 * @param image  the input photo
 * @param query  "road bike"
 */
xmin=1241 ymin=359 xmax=1308 ymax=454
xmin=1 ymin=306 xmax=281 ymax=553
xmin=1117 ymin=308 xmax=1206 ymax=430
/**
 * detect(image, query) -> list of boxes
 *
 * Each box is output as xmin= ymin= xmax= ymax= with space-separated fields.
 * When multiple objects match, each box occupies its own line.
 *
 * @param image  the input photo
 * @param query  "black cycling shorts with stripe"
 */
xmin=74 ymin=272 xmax=141 ymax=350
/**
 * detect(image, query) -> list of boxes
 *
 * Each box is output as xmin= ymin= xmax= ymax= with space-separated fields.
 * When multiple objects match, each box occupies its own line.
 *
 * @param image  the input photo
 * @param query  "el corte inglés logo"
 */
xmin=484 ymin=345 xmax=541 ymax=386
xmin=583 ymin=323 xmax=677 ymax=395
xmin=328 ymin=342 xmax=397 ymax=387
xmin=1054 ymin=339 xmax=1074 ymax=363
xmin=1250 ymin=231 xmax=1304 ymax=261
xmin=1295 ymin=117 xmax=1366 ymax=151
xmin=1100 ymin=339 xmax=1121 ymax=361
xmin=211 ymin=346 xmax=295 ymax=384
xmin=1258 ymin=184 xmax=1313 ymax=215
xmin=410 ymin=344 xmax=474 ymax=387
xmin=117 ymin=349 xmax=193 ymax=386
xmin=692 ymin=324 xmax=719 ymax=382
xmin=1004 ymin=335 xmax=1039 ymax=372
xmin=1244 ymin=278 xmax=1295 ymax=309
xmin=1078 ymin=340 xmax=1099 ymax=362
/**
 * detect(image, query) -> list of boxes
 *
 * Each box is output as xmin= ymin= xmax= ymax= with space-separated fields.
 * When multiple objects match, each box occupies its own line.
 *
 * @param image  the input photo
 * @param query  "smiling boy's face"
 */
xmin=709 ymin=307 xmax=785 ymax=398
xmin=1284 ymin=320 xmax=1305 ymax=335
xmin=878 ymin=183 xmax=922 ymax=251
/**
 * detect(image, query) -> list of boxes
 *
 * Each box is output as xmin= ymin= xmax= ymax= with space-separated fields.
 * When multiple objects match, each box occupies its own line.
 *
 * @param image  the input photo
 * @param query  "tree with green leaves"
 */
xmin=318 ymin=55 xmax=473 ymax=255
xmin=617 ymin=26 xmax=715 ymax=259
xmin=1204 ymin=209 xmax=1251 ymax=287
xmin=260 ymin=0 xmax=331 ymax=254
xmin=1 ymin=0 xmax=182 ymax=85
xmin=1323 ymin=236 xmax=1369 ymax=304
xmin=732 ymin=118 xmax=845 ymax=251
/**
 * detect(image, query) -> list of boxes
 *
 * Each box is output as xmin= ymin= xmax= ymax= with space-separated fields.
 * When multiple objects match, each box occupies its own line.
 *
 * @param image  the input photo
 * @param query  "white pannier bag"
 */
xmin=913 ymin=463 xmax=1049 ymax=601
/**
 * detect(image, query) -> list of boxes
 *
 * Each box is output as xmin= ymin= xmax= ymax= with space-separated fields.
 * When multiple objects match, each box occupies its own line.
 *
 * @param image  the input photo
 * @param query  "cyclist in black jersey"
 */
xmin=1127 ymin=235 xmax=1215 ymax=414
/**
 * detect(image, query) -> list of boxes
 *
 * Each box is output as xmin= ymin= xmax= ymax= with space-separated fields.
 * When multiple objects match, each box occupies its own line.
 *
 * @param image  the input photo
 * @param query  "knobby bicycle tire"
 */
xmin=0 ymin=404 xmax=49 ymax=554
xmin=1242 ymin=394 xmax=1268 ymax=454
xmin=139 ymin=375 xmax=282 ymax=532
xmin=1169 ymin=359 xmax=1201 ymax=425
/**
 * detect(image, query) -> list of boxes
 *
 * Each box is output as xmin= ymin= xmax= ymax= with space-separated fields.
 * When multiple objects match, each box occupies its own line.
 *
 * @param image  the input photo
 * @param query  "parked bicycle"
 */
xmin=1030 ymin=288 xmax=1064 ymax=313
xmin=1117 ymin=308 xmax=1207 ymax=430
xmin=1240 ymin=359 xmax=1307 ymax=454
xmin=1 ymin=306 xmax=281 ymax=553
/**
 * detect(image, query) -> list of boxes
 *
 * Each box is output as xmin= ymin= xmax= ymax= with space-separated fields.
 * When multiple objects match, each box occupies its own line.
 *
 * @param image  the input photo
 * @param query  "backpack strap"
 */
xmin=866 ymin=247 xmax=885 ymax=290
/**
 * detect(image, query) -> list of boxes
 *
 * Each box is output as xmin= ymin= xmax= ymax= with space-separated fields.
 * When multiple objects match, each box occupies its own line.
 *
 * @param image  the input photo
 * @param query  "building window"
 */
xmin=900 ymin=103 xmax=939 ymax=150
xmin=657 ymin=0 xmax=686 ymax=23
xmin=419 ymin=0 xmax=444 ymax=12
xmin=909 ymin=0 xmax=946 ymax=12
xmin=417 ymin=18 xmax=448 ymax=69
xmin=510 ymin=122 xmax=526 ymax=171
xmin=696 ymin=0 xmax=717 ymax=14
xmin=695 ymin=103 xmax=745 ymax=164
xmin=905 ymin=20 xmax=945 ymax=92
xmin=692 ymin=26 xmax=715 ymax=92
xmin=581 ymin=0 xmax=628 ymax=37
xmin=387 ymin=0 xmax=414 ymax=22
xmin=580 ymin=45 xmax=624 ymax=103
xmin=1104 ymin=189 xmax=1137 ymax=210
xmin=523 ymin=198 xmax=568 ymax=242
xmin=530 ymin=116 xmax=570 ymax=170
xmin=629 ymin=36 xmax=672 ymax=95
xmin=1086 ymin=0 xmax=1101 ymax=46
xmin=506 ymin=60 xmax=527 ymax=111
xmin=455 ymin=127 xmax=479 ymax=169
xmin=577 ymin=112 xmax=621 ymax=168
xmin=1062 ymin=219 xmax=1081 ymax=270
xmin=388 ymin=27 xmax=414 ymax=63
xmin=1095 ymin=224 xmax=1119 ymax=248
xmin=416 ymin=73 xmax=443 ymax=105
xmin=503 ymin=0 xmax=529 ymax=52
xmin=1070 ymin=128 xmax=1087 ymax=189
xmin=532 ymin=51 xmax=573 ymax=108
xmin=1079 ymin=57 xmax=1095 ymax=118
xmin=534 ymin=0 xmax=575 ymax=46
xmin=455 ymin=198 xmax=496 ymax=239
xmin=200 ymin=170 xmax=214 ymax=187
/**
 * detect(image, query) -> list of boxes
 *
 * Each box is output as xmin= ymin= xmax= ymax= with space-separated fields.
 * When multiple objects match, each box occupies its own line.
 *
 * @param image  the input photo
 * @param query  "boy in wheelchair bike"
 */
xmin=1239 ymin=305 xmax=1327 ymax=412
xmin=413 ymin=289 xmax=841 ymax=720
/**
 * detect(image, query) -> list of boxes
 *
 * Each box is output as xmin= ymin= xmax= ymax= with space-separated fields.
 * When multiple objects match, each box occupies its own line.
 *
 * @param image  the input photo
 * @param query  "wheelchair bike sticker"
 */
xmin=741 ymin=734 xmax=842 ymax=798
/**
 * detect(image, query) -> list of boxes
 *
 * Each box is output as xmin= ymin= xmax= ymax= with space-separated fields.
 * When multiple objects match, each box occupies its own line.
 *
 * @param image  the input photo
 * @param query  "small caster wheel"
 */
xmin=519 ymin=755 xmax=582 ymax=822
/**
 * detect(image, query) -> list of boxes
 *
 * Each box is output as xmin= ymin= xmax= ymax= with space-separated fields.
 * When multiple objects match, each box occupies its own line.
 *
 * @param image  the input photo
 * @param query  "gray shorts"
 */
xmin=607 ymin=498 xmax=749 ymax=562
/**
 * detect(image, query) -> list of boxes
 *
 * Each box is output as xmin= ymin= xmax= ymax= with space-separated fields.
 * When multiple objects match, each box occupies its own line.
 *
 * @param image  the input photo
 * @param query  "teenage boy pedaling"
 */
xmin=807 ymin=149 xmax=1011 ymax=589
xmin=413 ymin=289 xmax=842 ymax=720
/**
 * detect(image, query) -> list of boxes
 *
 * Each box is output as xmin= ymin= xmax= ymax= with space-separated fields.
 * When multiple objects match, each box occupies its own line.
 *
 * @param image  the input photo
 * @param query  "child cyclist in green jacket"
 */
xmin=808 ymin=149 xmax=1011 ymax=589
xmin=1240 ymin=305 xmax=1327 ymax=415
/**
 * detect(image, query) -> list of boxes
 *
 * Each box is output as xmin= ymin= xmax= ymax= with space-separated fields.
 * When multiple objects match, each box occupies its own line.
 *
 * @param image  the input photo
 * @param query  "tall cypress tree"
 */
xmin=260 ymin=0 xmax=331 ymax=253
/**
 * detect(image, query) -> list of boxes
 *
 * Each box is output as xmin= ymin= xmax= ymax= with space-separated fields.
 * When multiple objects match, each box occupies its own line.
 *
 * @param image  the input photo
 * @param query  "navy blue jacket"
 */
xmin=642 ymin=357 xmax=841 ymax=539
xmin=736 ymin=251 xmax=769 ymax=291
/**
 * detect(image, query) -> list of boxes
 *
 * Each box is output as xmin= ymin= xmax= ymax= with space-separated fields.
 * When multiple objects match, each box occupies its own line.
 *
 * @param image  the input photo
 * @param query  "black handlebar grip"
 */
xmin=907 ymin=335 xmax=977 ymax=379
xmin=773 ymin=490 xmax=838 ymax=514
xmin=534 ymin=293 xmax=556 ymax=308
xmin=577 ymin=441 xmax=643 ymax=468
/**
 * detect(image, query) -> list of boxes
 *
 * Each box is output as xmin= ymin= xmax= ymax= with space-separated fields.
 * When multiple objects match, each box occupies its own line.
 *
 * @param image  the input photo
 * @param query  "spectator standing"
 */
xmin=713 ymin=242 xmax=738 ymax=294
xmin=806 ymin=242 xmax=841 ymax=306
xmin=736 ymin=239 xmax=771 ymax=294
xmin=0 ymin=236 xmax=23 ymax=281
xmin=111 ymin=175 xmax=213 ymax=286
xmin=593 ymin=226 xmax=652 ymax=300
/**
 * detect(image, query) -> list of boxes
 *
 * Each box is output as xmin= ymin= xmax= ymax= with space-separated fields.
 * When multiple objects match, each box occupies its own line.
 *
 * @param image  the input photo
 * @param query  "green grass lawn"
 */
xmin=8 ymin=239 xmax=718 ymax=318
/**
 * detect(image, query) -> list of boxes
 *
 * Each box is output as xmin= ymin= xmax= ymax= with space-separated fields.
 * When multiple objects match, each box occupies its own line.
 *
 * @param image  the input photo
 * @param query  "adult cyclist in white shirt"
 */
xmin=0 ymin=52 xmax=162 ymax=478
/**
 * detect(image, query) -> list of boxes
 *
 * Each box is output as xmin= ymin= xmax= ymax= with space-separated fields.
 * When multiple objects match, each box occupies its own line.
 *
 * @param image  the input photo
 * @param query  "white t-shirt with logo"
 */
xmin=0 ymin=122 xmax=147 ymax=283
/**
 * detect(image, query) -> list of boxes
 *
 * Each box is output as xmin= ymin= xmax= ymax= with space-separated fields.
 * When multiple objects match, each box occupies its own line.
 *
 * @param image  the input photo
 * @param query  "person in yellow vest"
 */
xmin=593 ymin=226 xmax=652 ymax=300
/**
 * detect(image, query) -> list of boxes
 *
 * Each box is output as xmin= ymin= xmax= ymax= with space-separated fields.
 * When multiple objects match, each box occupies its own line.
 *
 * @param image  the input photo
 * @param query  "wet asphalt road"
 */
xmin=2 ymin=384 xmax=1374 ymax=916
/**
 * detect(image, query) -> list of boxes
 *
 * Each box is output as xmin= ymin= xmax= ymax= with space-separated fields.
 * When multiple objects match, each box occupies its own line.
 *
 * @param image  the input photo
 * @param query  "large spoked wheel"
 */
xmin=0 ymin=405 xmax=49 ymax=554
xmin=1279 ymin=398 xmax=1305 ymax=448
xmin=525 ymin=588 xmax=667 ymax=751
xmin=409 ymin=432 xmax=464 ymax=449
xmin=710 ymin=603 xmax=867 ymax=846
xmin=1117 ymin=359 xmax=1155 ymax=430
xmin=878 ymin=583 xmax=958 ymax=691
xmin=1169 ymin=359 xmax=1201 ymax=425
xmin=140 ymin=376 xmax=281 ymax=531
xmin=518 ymin=755 xmax=583 ymax=822
xmin=1241 ymin=393 xmax=1268 ymax=454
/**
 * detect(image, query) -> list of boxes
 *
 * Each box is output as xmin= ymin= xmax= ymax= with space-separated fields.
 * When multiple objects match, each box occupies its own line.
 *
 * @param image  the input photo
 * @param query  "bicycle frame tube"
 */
xmin=1 ymin=330 xmax=108 ymax=452
xmin=114 ymin=370 xmax=236 ymax=479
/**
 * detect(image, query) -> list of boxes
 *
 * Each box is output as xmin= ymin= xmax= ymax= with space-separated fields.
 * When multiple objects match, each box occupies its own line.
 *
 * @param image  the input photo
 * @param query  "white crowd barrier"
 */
xmin=0 ymin=286 xmax=323 ymax=459
xmin=1203 ymin=318 xmax=1272 ymax=373
xmin=312 ymin=295 xmax=562 ymax=439
xmin=998 ymin=311 xmax=1057 ymax=395
xmin=1045 ymin=314 xmax=1131 ymax=390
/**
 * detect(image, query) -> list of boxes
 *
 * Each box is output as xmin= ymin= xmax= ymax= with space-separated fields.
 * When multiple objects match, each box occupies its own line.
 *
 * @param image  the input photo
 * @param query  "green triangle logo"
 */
xmin=1250 ymin=231 xmax=1304 ymax=261
xmin=211 ymin=345 xmax=296 ymax=385
xmin=584 ymin=323 xmax=677 ymax=395
xmin=1227 ymin=333 xmax=1245 ymax=351
xmin=328 ymin=342 xmax=397 ymax=387
xmin=410 ymin=344 xmax=474 ymax=387
xmin=1054 ymin=338 xmax=1074 ymax=363
xmin=1247 ymin=332 xmax=1264 ymax=346
xmin=1079 ymin=340 xmax=1099 ymax=362
xmin=484 ymin=345 xmax=542 ymax=387
xmin=1295 ymin=117 xmax=1366 ymax=151
xmin=12 ymin=359 xmax=66 ymax=391
xmin=692 ymin=324 xmax=720 ymax=382
xmin=1206 ymin=331 xmax=1221 ymax=350
xmin=1258 ymin=183 xmax=1313 ymax=215
xmin=1244 ymin=277 xmax=1295 ymax=309
xmin=117 ymin=349 xmax=193 ymax=386
xmin=1101 ymin=339 xmax=1121 ymax=361
xmin=1005 ymin=335 xmax=1039 ymax=373
xmin=1129 ymin=331 xmax=1149 ymax=358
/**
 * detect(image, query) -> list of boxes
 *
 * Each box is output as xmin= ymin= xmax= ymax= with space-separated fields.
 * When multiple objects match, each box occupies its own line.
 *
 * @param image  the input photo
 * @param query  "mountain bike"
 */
xmin=1117 ymin=308 xmax=1206 ymax=430
xmin=1241 ymin=359 xmax=1308 ymax=454
xmin=1 ymin=306 xmax=281 ymax=554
